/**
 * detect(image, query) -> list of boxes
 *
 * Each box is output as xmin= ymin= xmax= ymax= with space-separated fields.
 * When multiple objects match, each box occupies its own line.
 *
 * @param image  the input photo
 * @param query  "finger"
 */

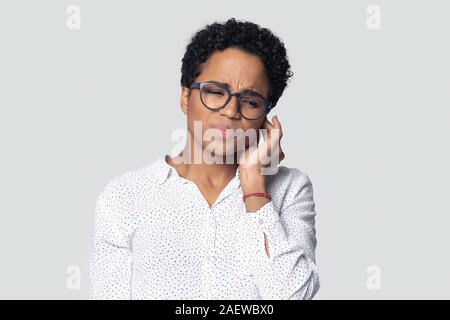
xmin=259 ymin=120 xmax=269 ymax=141
xmin=261 ymin=118 xmax=275 ymax=143
xmin=272 ymin=116 xmax=282 ymax=131
xmin=272 ymin=115 xmax=283 ymax=138
xmin=260 ymin=127 xmax=268 ymax=142
xmin=263 ymin=117 xmax=275 ymax=130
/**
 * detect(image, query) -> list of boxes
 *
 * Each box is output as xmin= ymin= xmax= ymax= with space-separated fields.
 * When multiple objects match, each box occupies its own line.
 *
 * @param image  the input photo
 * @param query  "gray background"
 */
xmin=0 ymin=0 xmax=449 ymax=299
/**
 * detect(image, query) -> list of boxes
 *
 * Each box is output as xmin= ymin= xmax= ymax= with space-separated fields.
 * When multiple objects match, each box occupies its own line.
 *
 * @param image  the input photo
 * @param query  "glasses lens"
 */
xmin=240 ymin=94 xmax=266 ymax=119
xmin=201 ymin=83 xmax=229 ymax=109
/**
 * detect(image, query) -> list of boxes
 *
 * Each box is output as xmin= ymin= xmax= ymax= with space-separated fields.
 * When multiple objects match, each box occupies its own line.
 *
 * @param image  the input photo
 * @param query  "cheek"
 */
xmin=242 ymin=121 xmax=263 ymax=134
xmin=186 ymin=102 xmax=214 ymax=144
xmin=186 ymin=98 xmax=206 ymax=125
xmin=189 ymin=96 xmax=212 ymax=120
xmin=235 ymin=123 xmax=261 ymax=149
xmin=257 ymin=118 xmax=265 ymax=129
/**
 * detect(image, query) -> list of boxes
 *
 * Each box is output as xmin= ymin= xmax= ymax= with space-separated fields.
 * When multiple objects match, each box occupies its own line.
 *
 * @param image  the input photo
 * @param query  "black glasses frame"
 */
xmin=189 ymin=81 xmax=273 ymax=120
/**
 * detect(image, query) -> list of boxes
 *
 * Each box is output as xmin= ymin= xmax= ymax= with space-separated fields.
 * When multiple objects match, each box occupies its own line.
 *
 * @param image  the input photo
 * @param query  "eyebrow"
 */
xmin=217 ymin=81 xmax=265 ymax=97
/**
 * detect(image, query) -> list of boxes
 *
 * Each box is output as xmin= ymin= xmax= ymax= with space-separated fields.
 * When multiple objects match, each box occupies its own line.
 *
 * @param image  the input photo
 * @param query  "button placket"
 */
xmin=212 ymin=208 xmax=218 ymax=258
xmin=205 ymin=210 xmax=217 ymax=262
xmin=201 ymin=211 xmax=217 ymax=299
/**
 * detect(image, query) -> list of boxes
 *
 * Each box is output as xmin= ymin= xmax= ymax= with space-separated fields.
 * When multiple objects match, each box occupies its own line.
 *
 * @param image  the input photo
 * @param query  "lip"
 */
xmin=210 ymin=125 xmax=236 ymax=140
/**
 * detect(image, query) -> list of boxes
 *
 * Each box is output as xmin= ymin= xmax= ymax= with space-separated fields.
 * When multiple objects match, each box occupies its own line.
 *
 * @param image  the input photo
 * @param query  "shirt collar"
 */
xmin=153 ymin=155 xmax=173 ymax=185
xmin=155 ymin=154 xmax=241 ymax=188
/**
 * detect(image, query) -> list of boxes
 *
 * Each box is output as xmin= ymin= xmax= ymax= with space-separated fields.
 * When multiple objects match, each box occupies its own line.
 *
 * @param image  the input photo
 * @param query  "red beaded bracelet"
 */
xmin=242 ymin=192 xmax=272 ymax=202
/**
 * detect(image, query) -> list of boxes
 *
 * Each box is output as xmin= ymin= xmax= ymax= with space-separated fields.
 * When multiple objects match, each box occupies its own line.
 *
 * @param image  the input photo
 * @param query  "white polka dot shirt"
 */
xmin=89 ymin=155 xmax=320 ymax=300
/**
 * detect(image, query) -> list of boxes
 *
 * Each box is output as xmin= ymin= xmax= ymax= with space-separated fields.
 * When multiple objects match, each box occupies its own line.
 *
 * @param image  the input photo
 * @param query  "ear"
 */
xmin=180 ymin=87 xmax=190 ymax=115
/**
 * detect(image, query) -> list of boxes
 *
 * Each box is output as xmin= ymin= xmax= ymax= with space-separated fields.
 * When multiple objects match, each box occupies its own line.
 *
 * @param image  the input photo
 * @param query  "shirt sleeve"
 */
xmin=244 ymin=169 xmax=320 ymax=300
xmin=89 ymin=178 xmax=135 ymax=300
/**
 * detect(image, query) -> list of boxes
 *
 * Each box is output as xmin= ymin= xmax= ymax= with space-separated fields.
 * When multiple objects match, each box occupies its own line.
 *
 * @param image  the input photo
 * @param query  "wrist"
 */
xmin=240 ymin=169 xmax=265 ymax=193
xmin=241 ymin=182 xmax=266 ymax=195
xmin=244 ymin=196 xmax=270 ymax=213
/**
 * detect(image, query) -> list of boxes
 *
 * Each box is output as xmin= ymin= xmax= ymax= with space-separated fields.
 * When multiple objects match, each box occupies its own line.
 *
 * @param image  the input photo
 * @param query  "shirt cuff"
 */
xmin=242 ymin=201 xmax=291 ymax=265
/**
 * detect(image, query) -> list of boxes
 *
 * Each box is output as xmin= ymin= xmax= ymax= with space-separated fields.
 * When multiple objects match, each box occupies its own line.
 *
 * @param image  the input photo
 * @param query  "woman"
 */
xmin=89 ymin=18 xmax=320 ymax=300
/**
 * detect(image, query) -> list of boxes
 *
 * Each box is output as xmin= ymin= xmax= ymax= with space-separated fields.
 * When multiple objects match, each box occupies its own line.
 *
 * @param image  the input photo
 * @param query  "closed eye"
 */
xmin=206 ymin=89 xmax=224 ymax=95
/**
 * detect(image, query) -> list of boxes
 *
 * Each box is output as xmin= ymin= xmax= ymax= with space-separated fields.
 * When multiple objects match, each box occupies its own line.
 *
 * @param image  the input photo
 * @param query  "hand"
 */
xmin=238 ymin=115 xmax=285 ymax=174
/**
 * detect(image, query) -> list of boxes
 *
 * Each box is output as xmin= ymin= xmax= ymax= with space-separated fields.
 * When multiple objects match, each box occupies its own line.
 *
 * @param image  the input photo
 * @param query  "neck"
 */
xmin=170 ymin=139 xmax=239 ymax=188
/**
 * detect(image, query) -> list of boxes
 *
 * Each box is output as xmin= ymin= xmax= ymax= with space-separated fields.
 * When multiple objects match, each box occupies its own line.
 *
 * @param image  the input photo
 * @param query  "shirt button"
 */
xmin=258 ymin=218 xmax=264 ymax=225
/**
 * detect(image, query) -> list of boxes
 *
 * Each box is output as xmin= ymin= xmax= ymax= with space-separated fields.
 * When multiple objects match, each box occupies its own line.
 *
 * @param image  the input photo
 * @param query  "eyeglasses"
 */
xmin=189 ymin=81 xmax=272 ymax=120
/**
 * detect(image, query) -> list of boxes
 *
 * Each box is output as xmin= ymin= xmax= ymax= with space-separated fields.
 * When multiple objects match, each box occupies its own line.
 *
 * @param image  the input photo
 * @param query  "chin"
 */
xmin=203 ymin=141 xmax=238 ymax=163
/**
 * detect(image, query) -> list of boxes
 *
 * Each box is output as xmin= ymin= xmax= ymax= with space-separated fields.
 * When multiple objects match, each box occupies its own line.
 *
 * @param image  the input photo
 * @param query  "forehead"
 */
xmin=197 ymin=48 xmax=269 ymax=92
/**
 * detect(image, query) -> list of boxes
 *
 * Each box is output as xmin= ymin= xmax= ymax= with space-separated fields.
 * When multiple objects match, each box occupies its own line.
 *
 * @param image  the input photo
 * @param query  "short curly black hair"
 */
xmin=181 ymin=18 xmax=293 ymax=109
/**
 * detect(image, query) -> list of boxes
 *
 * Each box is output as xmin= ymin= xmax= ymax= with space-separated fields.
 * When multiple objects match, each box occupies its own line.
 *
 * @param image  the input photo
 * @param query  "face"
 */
xmin=180 ymin=47 xmax=270 ymax=159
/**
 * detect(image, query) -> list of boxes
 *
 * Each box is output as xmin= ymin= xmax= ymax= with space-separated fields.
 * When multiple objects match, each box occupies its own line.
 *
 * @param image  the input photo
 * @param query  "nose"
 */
xmin=219 ymin=94 xmax=240 ymax=119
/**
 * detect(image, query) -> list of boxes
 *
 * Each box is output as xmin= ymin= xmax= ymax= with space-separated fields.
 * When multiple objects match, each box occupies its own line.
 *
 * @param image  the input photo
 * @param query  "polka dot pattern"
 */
xmin=89 ymin=155 xmax=320 ymax=299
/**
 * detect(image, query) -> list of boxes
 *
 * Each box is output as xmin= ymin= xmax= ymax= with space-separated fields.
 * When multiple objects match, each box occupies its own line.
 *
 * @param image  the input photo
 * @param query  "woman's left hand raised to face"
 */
xmin=239 ymin=116 xmax=285 ymax=192
xmin=238 ymin=115 xmax=285 ymax=184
